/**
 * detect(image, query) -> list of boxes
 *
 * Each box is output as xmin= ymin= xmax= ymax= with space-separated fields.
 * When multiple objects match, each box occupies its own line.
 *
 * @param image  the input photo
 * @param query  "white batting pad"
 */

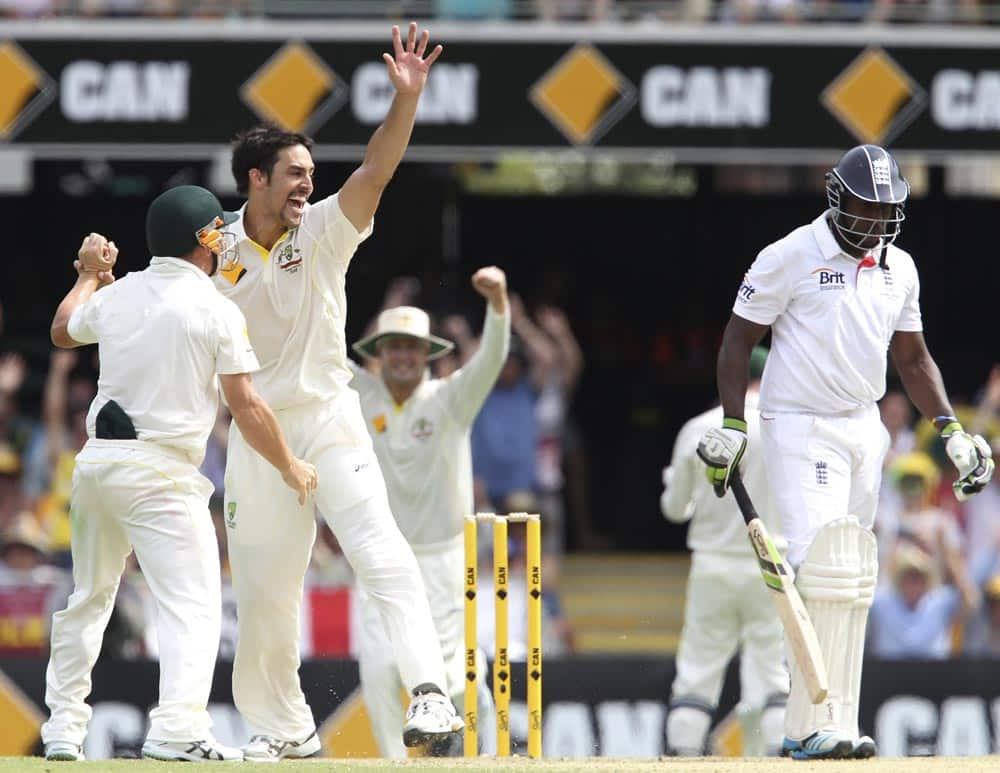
xmin=784 ymin=517 xmax=867 ymax=741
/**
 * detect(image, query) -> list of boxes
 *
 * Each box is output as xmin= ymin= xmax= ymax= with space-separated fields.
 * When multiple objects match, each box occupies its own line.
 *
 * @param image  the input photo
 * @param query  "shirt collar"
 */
xmin=811 ymin=211 xmax=845 ymax=262
xmin=149 ymin=255 xmax=214 ymax=285
xmin=224 ymin=203 xmax=250 ymax=244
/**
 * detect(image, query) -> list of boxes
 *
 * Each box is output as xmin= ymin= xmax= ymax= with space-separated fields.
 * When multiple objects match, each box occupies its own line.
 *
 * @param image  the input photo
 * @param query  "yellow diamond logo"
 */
xmin=241 ymin=41 xmax=348 ymax=134
xmin=822 ymin=48 xmax=926 ymax=145
xmin=530 ymin=44 xmax=636 ymax=146
xmin=0 ymin=41 xmax=55 ymax=140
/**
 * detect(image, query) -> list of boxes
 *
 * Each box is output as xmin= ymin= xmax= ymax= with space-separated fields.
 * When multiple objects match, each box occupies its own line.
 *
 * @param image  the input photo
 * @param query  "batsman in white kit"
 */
xmin=349 ymin=267 xmax=510 ymax=758
xmin=698 ymin=145 xmax=995 ymax=760
xmin=41 ymin=186 xmax=317 ymax=763
xmin=662 ymin=346 xmax=788 ymax=757
xmin=215 ymin=23 xmax=463 ymax=760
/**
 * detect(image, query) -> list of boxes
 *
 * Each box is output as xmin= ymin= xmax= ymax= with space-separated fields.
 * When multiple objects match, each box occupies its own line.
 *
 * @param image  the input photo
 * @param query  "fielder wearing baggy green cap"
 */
xmin=146 ymin=185 xmax=239 ymax=270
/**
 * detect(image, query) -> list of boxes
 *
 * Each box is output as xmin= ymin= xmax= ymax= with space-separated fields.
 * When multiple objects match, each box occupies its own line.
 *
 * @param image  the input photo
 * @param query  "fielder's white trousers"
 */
xmin=670 ymin=551 xmax=788 ymax=712
xmin=42 ymin=440 xmax=220 ymax=746
xmin=759 ymin=407 xmax=889 ymax=567
xmin=225 ymin=392 xmax=447 ymax=741
xmin=357 ymin=535 xmax=494 ymax=758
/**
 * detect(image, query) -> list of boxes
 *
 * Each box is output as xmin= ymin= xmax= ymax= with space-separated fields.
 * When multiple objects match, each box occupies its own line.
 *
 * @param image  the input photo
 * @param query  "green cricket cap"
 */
xmin=749 ymin=345 xmax=769 ymax=380
xmin=145 ymin=185 xmax=238 ymax=259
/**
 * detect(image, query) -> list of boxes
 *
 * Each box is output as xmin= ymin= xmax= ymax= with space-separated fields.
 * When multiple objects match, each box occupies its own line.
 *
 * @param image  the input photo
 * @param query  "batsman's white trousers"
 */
xmin=670 ymin=551 xmax=788 ymax=713
xmin=759 ymin=407 xmax=889 ymax=567
xmin=357 ymin=534 xmax=493 ymax=758
xmin=42 ymin=440 xmax=220 ymax=746
xmin=225 ymin=391 xmax=447 ymax=741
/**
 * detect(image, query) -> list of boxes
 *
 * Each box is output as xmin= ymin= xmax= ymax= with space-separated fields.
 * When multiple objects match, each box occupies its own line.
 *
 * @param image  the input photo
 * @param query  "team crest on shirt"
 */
xmin=276 ymin=242 xmax=303 ymax=274
xmin=811 ymin=267 xmax=845 ymax=290
xmin=226 ymin=501 xmax=237 ymax=529
xmin=410 ymin=417 xmax=434 ymax=441
xmin=372 ymin=414 xmax=387 ymax=434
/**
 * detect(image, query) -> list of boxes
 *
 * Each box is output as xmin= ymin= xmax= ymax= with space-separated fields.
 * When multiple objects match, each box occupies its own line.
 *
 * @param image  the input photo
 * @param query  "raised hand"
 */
xmin=383 ymin=22 xmax=442 ymax=98
xmin=0 ymin=353 xmax=26 ymax=394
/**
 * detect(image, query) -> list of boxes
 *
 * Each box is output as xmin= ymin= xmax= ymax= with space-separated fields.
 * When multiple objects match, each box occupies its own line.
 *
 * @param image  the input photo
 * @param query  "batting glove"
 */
xmin=941 ymin=421 xmax=995 ymax=501
xmin=697 ymin=417 xmax=748 ymax=498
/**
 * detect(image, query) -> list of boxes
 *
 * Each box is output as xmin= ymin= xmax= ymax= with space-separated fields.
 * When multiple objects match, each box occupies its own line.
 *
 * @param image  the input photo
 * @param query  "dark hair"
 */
xmin=231 ymin=124 xmax=314 ymax=195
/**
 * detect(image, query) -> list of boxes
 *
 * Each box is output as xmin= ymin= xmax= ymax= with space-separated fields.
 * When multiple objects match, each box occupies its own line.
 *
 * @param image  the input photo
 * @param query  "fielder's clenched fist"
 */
xmin=75 ymin=232 xmax=117 ymax=283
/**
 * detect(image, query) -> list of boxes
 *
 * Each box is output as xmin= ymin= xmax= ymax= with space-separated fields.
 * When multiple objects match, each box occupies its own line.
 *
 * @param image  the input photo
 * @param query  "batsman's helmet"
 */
xmin=825 ymin=145 xmax=908 ymax=255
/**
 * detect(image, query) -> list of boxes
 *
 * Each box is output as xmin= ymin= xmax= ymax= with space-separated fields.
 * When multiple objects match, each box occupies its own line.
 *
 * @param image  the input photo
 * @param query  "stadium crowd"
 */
xmin=0 ymin=0 xmax=994 ymax=25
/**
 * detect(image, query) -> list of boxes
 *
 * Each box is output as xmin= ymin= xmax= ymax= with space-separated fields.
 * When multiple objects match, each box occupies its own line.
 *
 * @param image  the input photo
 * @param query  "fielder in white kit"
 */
xmin=215 ymin=23 xmax=463 ymax=761
xmin=699 ymin=145 xmax=994 ymax=760
xmin=349 ymin=266 xmax=510 ymax=758
xmin=662 ymin=346 xmax=788 ymax=757
xmin=41 ymin=187 xmax=317 ymax=763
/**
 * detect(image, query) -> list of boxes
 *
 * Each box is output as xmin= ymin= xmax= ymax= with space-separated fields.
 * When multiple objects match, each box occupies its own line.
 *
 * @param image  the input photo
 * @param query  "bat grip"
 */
xmin=729 ymin=471 xmax=758 ymax=526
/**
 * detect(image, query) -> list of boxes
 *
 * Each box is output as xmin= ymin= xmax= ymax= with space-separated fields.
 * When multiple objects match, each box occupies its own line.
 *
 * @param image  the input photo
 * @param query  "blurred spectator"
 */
xmin=434 ymin=0 xmax=512 ymax=19
xmin=0 ymin=512 xmax=70 ymax=656
xmin=877 ymin=452 xmax=978 ymax=607
xmin=0 ymin=353 xmax=32 ymax=525
xmin=881 ymin=390 xmax=917 ymax=464
xmin=536 ymin=0 xmax=613 ymax=20
xmin=964 ymin=574 xmax=1000 ymax=657
xmin=0 ymin=0 xmax=58 ymax=18
xmin=34 ymin=350 xmax=94 ymax=566
xmin=472 ymin=333 xmax=539 ymax=514
xmin=963 ymin=366 xmax=1000 ymax=572
xmin=718 ymin=0 xmax=801 ymax=22
xmin=869 ymin=544 xmax=966 ymax=659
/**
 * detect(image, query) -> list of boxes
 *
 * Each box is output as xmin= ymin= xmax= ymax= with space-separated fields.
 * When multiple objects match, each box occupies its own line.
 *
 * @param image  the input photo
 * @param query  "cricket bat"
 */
xmin=730 ymin=471 xmax=829 ymax=704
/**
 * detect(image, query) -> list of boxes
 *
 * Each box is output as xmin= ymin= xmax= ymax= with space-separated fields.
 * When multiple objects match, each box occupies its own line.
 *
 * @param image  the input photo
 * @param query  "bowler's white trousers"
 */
xmin=670 ymin=552 xmax=789 ymax=714
xmin=759 ymin=406 xmax=889 ymax=567
xmin=225 ymin=391 xmax=447 ymax=741
xmin=42 ymin=439 xmax=221 ymax=746
xmin=357 ymin=535 xmax=495 ymax=758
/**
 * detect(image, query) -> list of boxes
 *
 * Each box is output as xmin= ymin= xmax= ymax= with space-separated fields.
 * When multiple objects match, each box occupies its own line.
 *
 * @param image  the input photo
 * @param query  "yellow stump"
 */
xmin=493 ymin=516 xmax=510 ymax=757
xmin=526 ymin=515 xmax=543 ymax=759
xmin=463 ymin=516 xmax=478 ymax=757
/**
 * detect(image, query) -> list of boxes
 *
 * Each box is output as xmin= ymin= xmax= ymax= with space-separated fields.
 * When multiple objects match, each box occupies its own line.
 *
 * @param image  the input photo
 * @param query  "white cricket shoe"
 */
xmin=403 ymin=688 xmax=465 ymax=748
xmin=141 ymin=737 xmax=244 ymax=762
xmin=242 ymin=731 xmax=321 ymax=762
xmin=44 ymin=741 xmax=84 ymax=761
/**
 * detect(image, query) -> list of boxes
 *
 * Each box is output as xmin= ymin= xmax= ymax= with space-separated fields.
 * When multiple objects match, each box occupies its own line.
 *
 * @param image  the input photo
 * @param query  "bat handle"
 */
xmin=729 ymin=470 xmax=758 ymax=526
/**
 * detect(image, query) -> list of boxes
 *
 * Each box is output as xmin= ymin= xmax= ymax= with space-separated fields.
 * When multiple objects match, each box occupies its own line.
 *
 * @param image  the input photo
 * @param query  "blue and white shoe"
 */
xmin=851 ymin=735 xmax=877 ymax=758
xmin=781 ymin=730 xmax=854 ymax=760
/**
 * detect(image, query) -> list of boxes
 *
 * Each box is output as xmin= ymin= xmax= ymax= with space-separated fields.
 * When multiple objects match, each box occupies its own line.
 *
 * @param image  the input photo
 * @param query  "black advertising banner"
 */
xmin=2 ymin=24 xmax=1000 ymax=159
xmin=3 ymin=656 xmax=1000 ymax=758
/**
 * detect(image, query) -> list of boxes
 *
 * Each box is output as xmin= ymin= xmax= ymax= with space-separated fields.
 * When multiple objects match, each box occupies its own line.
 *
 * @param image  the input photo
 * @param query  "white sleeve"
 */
xmin=661 ymin=419 xmax=701 ymax=522
xmin=66 ymin=293 xmax=103 ymax=345
xmin=732 ymin=247 xmax=792 ymax=326
xmin=306 ymin=192 xmax=373 ymax=270
xmin=895 ymin=268 xmax=923 ymax=332
xmin=442 ymin=307 xmax=511 ymax=427
xmin=214 ymin=300 xmax=260 ymax=375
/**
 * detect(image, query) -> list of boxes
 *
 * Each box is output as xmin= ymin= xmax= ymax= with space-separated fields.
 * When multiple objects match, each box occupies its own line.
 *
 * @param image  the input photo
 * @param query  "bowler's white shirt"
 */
xmin=734 ymin=212 xmax=922 ymax=415
xmin=350 ymin=307 xmax=510 ymax=546
xmin=68 ymin=256 xmax=259 ymax=464
xmin=661 ymin=395 xmax=784 ymax=555
xmin=214 ymin=194 xmax=372 ymax=410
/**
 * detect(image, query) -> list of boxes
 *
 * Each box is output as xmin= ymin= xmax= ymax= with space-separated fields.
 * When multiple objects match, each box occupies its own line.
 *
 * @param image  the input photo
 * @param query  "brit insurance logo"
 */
xmin=821 ymin=48 xmax=927 ymax=145
xmin=736 ymin=273 xmax=756 ymax=303
xmin=812 ymin=267 xmax=845 ymax=289
xmin=241 ymin=41 xmax=348 ymax=134
xmin=530 ymin=44 xmax=637 ymax=145
xmin=0 ymin=41 xmax=56 ymax=140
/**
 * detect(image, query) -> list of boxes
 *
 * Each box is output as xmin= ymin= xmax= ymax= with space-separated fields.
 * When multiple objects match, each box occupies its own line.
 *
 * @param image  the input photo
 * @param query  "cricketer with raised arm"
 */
xmin=698 ymin=145 xmax=994 ymax=761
